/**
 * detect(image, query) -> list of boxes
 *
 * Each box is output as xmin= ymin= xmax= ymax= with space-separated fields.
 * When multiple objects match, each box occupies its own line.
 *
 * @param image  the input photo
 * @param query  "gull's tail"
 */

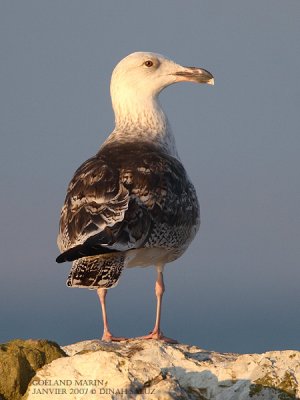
xmin=66 ymin=253 xmax=125 ymax=289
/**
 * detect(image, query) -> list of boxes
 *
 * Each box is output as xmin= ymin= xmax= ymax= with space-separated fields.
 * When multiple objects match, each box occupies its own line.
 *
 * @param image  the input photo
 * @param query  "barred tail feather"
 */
xmin=66 ymin=254 xmax=125 ymax=289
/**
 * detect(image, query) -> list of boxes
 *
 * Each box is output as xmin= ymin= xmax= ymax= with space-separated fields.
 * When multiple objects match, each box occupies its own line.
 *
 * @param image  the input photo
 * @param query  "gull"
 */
xmin=56 ymin=52 xmax=214 ymax=342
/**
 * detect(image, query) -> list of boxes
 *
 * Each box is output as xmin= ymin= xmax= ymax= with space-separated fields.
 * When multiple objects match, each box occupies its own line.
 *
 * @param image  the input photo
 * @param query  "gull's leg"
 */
xmin=97 ymin=288 xmax=127 ymax=342
xmin=136 ymin=265 xmax=178 ymax=343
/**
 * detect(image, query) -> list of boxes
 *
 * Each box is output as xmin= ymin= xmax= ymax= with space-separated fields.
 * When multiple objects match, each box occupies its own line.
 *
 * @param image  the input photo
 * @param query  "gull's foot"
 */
xmin=135 ymin=330 xmax=178 ymax=344
xmin=101 ymin=332 xmax=128 ymax=342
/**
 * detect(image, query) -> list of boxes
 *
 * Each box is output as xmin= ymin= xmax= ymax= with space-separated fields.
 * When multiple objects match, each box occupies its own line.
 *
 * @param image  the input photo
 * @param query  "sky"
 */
xmin=0 ymin=0 xmax=299 ymax=354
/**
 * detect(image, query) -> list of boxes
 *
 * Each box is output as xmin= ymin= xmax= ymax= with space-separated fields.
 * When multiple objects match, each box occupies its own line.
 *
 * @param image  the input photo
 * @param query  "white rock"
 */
xmin=24 ymin=340 xmax=300 ymax=400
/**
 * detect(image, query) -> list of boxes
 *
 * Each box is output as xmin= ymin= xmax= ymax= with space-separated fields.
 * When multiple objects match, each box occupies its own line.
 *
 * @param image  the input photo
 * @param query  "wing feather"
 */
xmin=57 ymin=142 xmax=199 ymax=262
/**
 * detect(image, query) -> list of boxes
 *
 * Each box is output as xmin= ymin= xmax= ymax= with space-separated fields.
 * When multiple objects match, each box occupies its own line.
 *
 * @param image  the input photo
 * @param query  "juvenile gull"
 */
xmin=56 ymin=52 xmax=214 ymax=342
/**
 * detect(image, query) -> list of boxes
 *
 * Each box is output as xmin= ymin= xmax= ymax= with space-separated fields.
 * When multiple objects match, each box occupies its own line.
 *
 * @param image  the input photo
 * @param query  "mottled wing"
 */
xmin=57 ymin=156 xmax=130 ymax=256
xmin=57 ymin=142 xmax=199 ymax=263
xmin=128 ymin=148 xmax=200 ymax=251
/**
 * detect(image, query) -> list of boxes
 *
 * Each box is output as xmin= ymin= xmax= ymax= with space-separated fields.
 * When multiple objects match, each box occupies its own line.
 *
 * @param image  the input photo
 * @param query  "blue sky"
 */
xmin=1 ymin=0 xmax=299 ymax=353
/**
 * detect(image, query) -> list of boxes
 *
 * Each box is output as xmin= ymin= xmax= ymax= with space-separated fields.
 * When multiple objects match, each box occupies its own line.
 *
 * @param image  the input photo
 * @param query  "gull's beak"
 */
xmin=173 ymin=66 xmax=214 ymax=85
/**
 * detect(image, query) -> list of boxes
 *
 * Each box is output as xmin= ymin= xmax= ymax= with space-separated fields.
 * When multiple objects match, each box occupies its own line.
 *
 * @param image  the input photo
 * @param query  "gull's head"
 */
xmin=111 ymin=51 xmax=214 ymax=105
xmin=110 ymin=52 xmax=214 ymax=132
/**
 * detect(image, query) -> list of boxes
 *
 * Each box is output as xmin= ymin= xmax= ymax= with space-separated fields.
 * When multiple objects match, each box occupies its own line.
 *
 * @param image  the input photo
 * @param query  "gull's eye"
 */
xmin=144 ymin=60 xmax=154 ymax=68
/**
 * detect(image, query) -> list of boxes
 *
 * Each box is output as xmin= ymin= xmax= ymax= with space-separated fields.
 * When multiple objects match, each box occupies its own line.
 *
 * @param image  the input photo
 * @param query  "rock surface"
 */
xmin=22 ymin=339 xmax=300 ymax=400
xmin=0 ymin=339 xmax=66 ymax=400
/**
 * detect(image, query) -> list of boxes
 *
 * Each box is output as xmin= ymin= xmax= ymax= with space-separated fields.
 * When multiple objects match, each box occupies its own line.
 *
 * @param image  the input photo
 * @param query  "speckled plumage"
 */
xmin=57 ymin=141 xmax=200 ymax=288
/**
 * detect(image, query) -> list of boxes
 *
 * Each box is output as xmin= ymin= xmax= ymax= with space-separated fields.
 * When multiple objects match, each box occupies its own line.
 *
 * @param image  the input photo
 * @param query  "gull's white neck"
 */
xmin=104 ymin=92 xmax=179 ymax=158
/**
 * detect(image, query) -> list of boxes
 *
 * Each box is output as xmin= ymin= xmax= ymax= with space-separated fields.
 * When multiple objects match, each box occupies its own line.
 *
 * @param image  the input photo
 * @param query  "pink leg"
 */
xmin=97 ymin=288 xmax=127 ymax=342
xmin=136 ymin=266 xmax=177 ymax=344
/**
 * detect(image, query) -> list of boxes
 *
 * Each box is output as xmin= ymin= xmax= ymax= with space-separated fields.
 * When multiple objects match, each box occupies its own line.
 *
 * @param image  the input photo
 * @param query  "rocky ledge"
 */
xmin=1 ymin=339 xmax=299 ymax=399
